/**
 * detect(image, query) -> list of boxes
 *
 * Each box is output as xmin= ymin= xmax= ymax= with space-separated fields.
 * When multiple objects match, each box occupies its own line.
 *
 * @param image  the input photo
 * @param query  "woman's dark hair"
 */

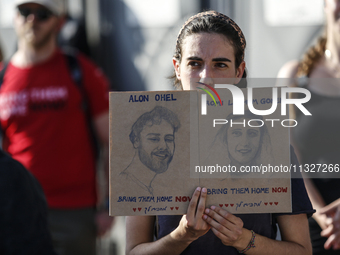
xmin=171 ymin=10 xmax=247 ymax=89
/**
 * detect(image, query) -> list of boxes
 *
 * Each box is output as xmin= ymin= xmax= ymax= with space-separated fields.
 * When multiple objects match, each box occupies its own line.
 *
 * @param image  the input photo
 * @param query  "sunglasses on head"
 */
xmin=18 ymin=7 xmax=54 ymax=22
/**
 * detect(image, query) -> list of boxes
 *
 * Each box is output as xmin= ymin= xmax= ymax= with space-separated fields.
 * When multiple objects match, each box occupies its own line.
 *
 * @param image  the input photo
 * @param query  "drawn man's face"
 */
xmin=135 ymin=120 xmax=175 ymax=173
xmin=226 ymin=124 xmax=261 ymax=165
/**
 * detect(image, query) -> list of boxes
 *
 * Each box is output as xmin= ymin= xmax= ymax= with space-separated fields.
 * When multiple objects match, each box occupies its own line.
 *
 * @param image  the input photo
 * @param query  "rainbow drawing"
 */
xmin=196 ymin=82 xmax=222 ymax=106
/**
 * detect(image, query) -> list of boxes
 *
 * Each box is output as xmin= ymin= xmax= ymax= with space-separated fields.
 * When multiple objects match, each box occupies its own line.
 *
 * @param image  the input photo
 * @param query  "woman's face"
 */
xmin=226 ymin=124 xmax=261 ymax=165
xmin=173 ymin=32 xmax=245 ymax=90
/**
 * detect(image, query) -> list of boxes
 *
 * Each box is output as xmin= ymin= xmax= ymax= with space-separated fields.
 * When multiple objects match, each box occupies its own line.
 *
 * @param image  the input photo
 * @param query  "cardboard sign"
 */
xmin=109 ymin=87 xmax=291 ymax=216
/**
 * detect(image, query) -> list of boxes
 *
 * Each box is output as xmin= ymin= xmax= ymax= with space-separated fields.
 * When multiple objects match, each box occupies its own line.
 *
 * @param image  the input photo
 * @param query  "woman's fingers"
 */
xmin=320 ymin=200 xmax=340 ymax=217
xmin=187 ymin=187 xmax=202 ymax=219
xmin=196 ymin=187 xmax=207 ymax=216
xmin=178 ymin=187 xmax=210 ymax=241
xmin=321 ymin=224 xmax=335 ymax=237
xmin=187 ymin=187 xmax=208 ymax=219
xmin=203 ymin=206 xmax=244 ymax=245
xmin=206 ymin=206 xmax=243 ymax=227
xmin=324 ymin=232 xmax=338 ymax=250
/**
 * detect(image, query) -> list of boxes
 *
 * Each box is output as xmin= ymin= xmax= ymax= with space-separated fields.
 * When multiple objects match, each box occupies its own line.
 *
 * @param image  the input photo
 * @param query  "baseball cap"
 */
xmin=15 ymin=0 xmax=65 ymax=16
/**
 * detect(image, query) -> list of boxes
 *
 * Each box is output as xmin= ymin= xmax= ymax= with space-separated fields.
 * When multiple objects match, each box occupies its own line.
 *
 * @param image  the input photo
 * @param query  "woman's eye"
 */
xmin=231 ymin=131 xmax=242 ymax=137
xmin=188 ymin=61 xmax=200 ymax=67
xmin=216 ymin=63 xmax=227 ymax=68
xmin=248 ymin=130 xmax=259 ymax=137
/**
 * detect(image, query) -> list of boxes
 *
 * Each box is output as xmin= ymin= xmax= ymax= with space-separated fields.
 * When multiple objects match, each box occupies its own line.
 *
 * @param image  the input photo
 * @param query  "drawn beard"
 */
xmin=138 ymin=148 xmax=173 ymax=174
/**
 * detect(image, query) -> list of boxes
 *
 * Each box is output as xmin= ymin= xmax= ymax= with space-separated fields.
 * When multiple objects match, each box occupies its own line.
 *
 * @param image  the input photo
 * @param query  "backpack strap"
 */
xmin=0 ymin=61 xmax=10 ymax=88
xmin=63 ymin=49 xmax=100 ymax=160
xmin=63 ymin=49 xmax=87 ymax=109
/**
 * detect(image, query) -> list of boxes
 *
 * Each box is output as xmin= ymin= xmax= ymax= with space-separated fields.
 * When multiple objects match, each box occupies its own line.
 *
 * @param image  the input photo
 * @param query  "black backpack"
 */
xmin=0 ymin=49 xmax=100 ymax=159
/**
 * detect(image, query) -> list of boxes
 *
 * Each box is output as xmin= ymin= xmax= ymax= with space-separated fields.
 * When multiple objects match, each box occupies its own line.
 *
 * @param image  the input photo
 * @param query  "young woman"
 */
xmin=278 ymin=0 xmax=340 ymax=254
xmin=126 ymin=10 xmax=314 ymax=255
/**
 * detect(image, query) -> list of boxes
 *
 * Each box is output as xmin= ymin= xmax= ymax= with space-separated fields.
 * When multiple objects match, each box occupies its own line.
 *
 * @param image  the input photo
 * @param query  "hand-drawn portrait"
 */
xmin=110 ymin=90 xmax=291 ymax=216
xmin=120 ymin=106 xmax=181 ymax=195
xmin=204 ymin=110 xmax=274 ymax=175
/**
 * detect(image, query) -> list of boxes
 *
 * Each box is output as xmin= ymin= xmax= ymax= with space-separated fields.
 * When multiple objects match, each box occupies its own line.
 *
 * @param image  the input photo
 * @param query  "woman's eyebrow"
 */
xmin=187 ymin=56 xmax=202 ymax=61
xmin=186 ymin=57 xmax=232 ymax=62
xmin=212 ymin=57 xmax=231 ymax=62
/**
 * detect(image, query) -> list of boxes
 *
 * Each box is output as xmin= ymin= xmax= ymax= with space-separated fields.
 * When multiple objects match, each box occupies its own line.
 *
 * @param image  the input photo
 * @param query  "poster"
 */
xmin=109 ymin=86 xmax=291 ymax=216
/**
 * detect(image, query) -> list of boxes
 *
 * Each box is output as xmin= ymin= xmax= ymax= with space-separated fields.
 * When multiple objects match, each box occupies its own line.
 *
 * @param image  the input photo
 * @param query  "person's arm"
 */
xmin=93 ymin=111 xmax=109 ymax=199
xmin=93 ymin=111 xmax=114 ymax=236
xmin=278 ymin=60 xmax=330 ymax=232
xmin=303 ymin=177 xmax=328 ymax=229
xmin=319 ymin=198 xmax=340 ymax=249
xmin=126 ymin=187 xmax=210 ymax=255
xmin=203 ymin=207 xmax=312 ymax=255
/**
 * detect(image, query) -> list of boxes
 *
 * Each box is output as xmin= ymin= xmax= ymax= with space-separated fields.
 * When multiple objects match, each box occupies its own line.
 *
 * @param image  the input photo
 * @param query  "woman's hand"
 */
xmin=202 ymin=206 xmax=251 ymax=250
xmin=126 ymin=187 xmax=211 ymax=255
xmin=171 ymin=187 xmax=211 ymax=243
xmin=319 ymin=199 xmax=340 ymax=250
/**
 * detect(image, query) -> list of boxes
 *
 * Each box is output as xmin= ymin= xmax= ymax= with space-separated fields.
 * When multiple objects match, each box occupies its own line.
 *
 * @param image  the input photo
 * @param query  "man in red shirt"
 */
xmin=0 ymin=0 xmax=113 ymax=254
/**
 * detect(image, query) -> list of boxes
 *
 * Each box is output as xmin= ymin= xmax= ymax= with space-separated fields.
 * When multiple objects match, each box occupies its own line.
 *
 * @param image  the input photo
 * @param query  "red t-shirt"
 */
xmin=0 ymin=49 xmax=109 ymax=208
